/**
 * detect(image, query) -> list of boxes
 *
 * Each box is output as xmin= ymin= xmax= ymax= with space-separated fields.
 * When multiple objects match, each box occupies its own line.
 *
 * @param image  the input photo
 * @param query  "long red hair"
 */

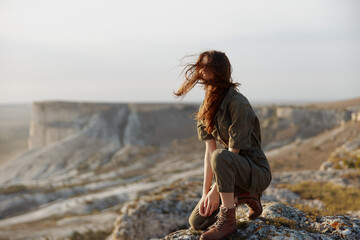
xmin=174 ymin=50 xmax=240 ymax=134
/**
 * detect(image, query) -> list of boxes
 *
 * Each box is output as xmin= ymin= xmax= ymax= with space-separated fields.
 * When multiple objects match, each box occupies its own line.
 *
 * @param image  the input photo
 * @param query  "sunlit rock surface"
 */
xmin=165 ymin=201 xmax=360 ymax=240
xmin=109 ymin=171 xmax=360 ymax=240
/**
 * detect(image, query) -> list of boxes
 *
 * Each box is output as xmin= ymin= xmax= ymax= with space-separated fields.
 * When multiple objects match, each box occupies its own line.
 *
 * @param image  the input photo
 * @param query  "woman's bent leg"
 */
xmin=211 ymin=149 xmax=252 ymax=193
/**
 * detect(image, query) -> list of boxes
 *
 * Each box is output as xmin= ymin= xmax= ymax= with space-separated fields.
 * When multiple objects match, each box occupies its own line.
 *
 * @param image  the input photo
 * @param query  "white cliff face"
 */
xmin=28 ymin=102 xmax=198 ymax=149
xmin=28 ymin=102 xmax=120 ymax=148
xmin=27 ymin=101 xmax=356 ymax=152
xmin=123 ymin=111 xmax=144 ymax=146
xmin=3 ymin=101 xmax=356 ymax=186
xmin=255 ymin=106 xmax=355 ymax=150
xmin=0 ymin=101 xmax=198 ymax=186
xmin=0 ymin=113 xmax=121 ymax=185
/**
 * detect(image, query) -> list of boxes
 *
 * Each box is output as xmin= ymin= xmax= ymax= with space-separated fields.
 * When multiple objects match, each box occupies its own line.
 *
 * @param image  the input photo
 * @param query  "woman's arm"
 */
xmin=199 ymin=139 xmax=218 ymax=217
xmin=202 ymin=139 xmax=217 ymax=195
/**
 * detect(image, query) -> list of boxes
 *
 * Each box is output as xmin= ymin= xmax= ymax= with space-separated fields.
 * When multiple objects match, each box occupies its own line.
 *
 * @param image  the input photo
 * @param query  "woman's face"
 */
xmin=199 ymin=55 xmax=214 ymax=81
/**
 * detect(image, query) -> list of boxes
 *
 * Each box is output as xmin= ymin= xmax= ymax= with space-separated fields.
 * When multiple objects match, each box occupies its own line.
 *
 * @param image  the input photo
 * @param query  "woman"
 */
xmin=174 ymin=50 xmax=272 ymax=240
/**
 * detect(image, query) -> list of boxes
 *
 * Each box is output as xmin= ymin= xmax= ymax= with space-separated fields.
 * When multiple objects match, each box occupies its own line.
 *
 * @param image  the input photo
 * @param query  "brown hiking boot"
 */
xmin=235 ymin=191 xmax=263 ymax=220
xmin=200 ymin=205 xmax=237 ymax=240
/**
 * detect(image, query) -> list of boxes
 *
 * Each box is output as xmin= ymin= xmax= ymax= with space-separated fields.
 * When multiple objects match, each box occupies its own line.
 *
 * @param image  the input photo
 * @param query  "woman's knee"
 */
xmin=188 ymin=213 xmax=201 ymax=230
xmin=188 ymin=201 xmax=202 ymax=230
xmin=210 ymin=149 xmax=231 ymax=171
xmin=189 ymin=212 xmax=218 ymax=230
xmin=188 ymin=201 xmax=216 ymax=230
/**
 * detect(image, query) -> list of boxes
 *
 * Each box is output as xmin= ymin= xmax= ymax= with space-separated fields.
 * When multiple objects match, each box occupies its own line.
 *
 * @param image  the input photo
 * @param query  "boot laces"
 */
xmin=209 ymin=207 xmax=228 ymax=230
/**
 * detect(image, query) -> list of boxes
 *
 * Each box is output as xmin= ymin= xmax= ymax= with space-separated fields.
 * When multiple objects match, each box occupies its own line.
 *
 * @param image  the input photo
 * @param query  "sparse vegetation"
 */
xmin=258 ymin=209 xmax=318 ymax=233
xmin=342 ymin=170 xmax=360 ymax=181
xmin=0 ymin=182 xmax=87 ymax=195
xmin=327 ymin=144 xmax=360 ymax=169
xmin=188 ymin=228 xmax=202 ymax=235
xmin=285 ymin=202 xmax=337 ymax=222
xmin=333 ymin=157 xmax=360 ymax=169
xmin=263 ymin=217 xmax=297 ymax=229
xmin=69 ymin=229 xmax=112 ymax=240
xmin=0 ymin=184 xmax=27 ymax=194
xmin=270 ymin=160 xmax=285 ymax=171
xmin=278 ymin=181 xmax=360 ymax=212
xmin=311 ymin=145 xmax=321 ymax=151
xmin=231 ymin=212 xmax=320 ymax=240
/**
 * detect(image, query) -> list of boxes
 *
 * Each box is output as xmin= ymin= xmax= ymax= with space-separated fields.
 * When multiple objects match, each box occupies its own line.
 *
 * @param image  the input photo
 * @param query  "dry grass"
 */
xmin=278 ymin=181 xmax=360 ymax=212
xmin=329 ymin=150 xmax=360 ymax=169
xmin=342 ymin=170 xmax=360 ymax=179
xmin=263 ymin=217 xmax=298 ymax=229
xmin=188 ymin=228 xmax=203 ymax=235
xmin=0 ymin=184 xmax=27 ymax=194
xmin=69 ymin=229 xmax=112 ymax=240
xmin=286 ymin=202 xmax=338 ymax=222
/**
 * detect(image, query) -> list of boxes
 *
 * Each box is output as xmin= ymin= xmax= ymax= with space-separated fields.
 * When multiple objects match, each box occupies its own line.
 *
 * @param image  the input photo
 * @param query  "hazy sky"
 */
xmin=0 ymin=0 xmax=359 ymax=105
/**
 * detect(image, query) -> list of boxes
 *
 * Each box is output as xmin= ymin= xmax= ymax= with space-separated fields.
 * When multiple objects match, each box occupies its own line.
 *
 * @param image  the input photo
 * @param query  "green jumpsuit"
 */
xmin=188 ymin=86 xmax=272 ymax=230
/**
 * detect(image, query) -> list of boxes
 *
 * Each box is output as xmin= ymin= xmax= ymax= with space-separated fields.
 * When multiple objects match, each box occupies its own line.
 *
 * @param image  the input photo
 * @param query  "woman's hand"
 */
xmin=199 ymin=186 xmax=220 ymax=217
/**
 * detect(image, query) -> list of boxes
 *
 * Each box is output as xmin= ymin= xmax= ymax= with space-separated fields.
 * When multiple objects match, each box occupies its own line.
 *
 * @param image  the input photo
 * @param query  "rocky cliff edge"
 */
xmin=108 ymin=174 xmax=360 ymax=240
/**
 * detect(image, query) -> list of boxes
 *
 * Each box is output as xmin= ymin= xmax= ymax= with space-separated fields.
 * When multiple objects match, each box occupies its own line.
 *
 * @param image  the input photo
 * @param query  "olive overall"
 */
xmin=188 ymin=86 xmax=272 ymax=230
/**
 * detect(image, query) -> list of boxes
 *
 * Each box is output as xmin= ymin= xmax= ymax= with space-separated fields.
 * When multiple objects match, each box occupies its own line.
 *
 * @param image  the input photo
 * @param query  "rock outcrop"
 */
xmin=165 ymin=201 xmax=360 ymax=240
xmin=29 ymin=101 xmax=198 ymax=148
xmin=109 ymin=169 xmax=360 ymax=240
xmin=0 ymin=102 xmax=198 ymax=186
xmin=321 ymin=135 xmax=360 ymax=170
xmin=255 ymin=105 xmax=355 ymax=150
xmin=109 ymin=177 xmax=202 ymax=240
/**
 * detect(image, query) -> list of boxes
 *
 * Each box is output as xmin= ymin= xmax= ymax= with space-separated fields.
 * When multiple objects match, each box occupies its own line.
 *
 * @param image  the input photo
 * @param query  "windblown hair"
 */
xmin=174 ymin=50 xmax=240 ymax=134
